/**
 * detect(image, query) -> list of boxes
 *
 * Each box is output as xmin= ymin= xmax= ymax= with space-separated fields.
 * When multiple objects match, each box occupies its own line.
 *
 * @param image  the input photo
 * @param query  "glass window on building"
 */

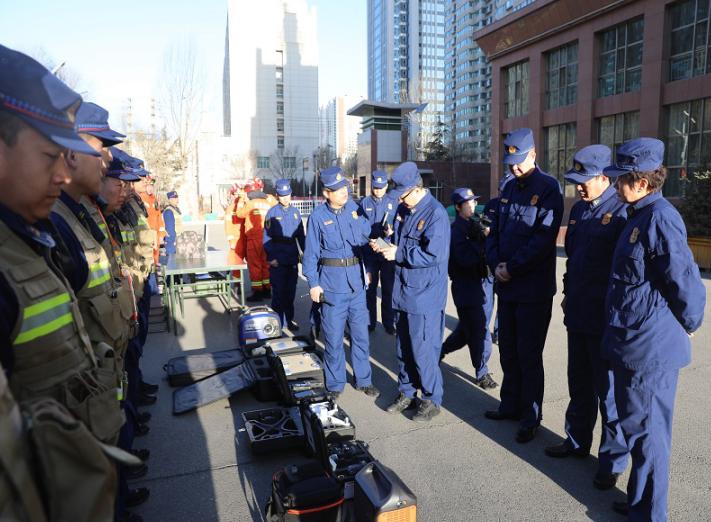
xmin=598 ymin=18 xmax=644 ymax=97
xmin=283 ymin=156 xmax=296 ymax=169
xmin=665 ymin=96 xmax=711 ymax=196
xmin=597 ymin=111 xmax=640 ymax=156
xmin=543 ymin=123 xmax=577 ymax=197
xmin=277 ymin=101 xmax=284 ymax=115
xmin=277 ymin=137 xmax=284 ymax=149
xmin=277 ymin=119 xmax=284 ymax=132
xmin=545 ymin=42 xmax=578 ymax=109
xmin=257 ymin=156 xmax=270 ymax=169
xmin=669 ymin=0 xmax=711 ymax=81
xmin=503 ymin=60 xmax=529 ymax=118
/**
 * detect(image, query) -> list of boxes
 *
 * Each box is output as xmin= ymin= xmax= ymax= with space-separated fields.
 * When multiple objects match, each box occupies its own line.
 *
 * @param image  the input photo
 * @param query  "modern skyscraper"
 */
xmin=367 ymin=0 xmax=447 ymax=151
xmin=319 ymin=95 xmax=363 ymax=163
xmin=223 ymin=0 xmax=318 ymax=178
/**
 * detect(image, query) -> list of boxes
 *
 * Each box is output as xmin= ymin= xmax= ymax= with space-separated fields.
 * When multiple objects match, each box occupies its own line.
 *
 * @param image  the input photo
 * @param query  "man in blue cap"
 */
xmin=440 ymin=187 xmax=497 ymax=389
xmin=302 ymin=167 xmax=378 ymax=399
xmin=264 ymin=179 xmax=305 ymax=330
xmin=0 ymin=44 xmax=124 ymax=517
xmin=372 ymin=161 xmax=450 ymax=421
xmin=359 ymin=170 xmax=397 ymax=334
xmin=602 ymin=138 xmax=705 ymax=520
xmin=543 ymin=144 xmax=629 ymax=491
xmin=484 ymin=128 xmax=563 ymax=443
xmin=163 ymin=190 xmax=182 ymax=256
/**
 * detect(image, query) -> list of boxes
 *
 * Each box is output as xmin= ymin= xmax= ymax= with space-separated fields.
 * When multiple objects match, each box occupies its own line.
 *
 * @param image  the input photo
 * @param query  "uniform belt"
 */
xmin=319 ymin=256 xmax=360 ymax=267
xmin=270 ymin=237 xmax=296 ymax=244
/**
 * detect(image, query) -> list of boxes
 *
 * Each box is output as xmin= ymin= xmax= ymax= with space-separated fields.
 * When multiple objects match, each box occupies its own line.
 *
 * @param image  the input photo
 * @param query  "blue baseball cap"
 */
xmin=275 ymin=178 xmax=292 ymax=196
xmin=0 ymin=44 xmax=100 ymax=157
xmin=451 ymin=187 xmax=478 ymax=205
xmin=320 ymin=166 xmax=349 ymax=191
xmin=603 ymin=138 xmax=665 ymax=178
xmin=372 ymin=170 xmax=388 ymax=189
xmin=106 ymin=147 xmax=140 ymax=181
xmin=565 ymin=144 xmax=612 ymax=184
xmin=391 ymin=162 xmax=421 ymax=193
xmin=125 ymin=154 xmax=149 ymax=177
xmin=75 ymin=102 xmax=125 ymax=147
xmin=503 ymin=128 xmax=535 ymax=165
xmin=167 ymin=190 xmax=179 ymax=199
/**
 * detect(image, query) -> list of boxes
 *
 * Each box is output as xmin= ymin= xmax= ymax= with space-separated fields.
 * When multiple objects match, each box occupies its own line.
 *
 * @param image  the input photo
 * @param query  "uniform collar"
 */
xmin=590 ymin=184 xmax=617 ymax=210
xmin=60 ymin=191 xmax=106 ymax=243
xmin=0 ymin=202 xmax=55 ymax=248
xmin=627 ymin=191 xmax=662 ymax=217
xmin=326 ymin=201 xmax=346 ymax=215
xmin=513 ymin=165 xmax=541 ymax=189
xmin=407 ymin=190 xmax=432 ymax=215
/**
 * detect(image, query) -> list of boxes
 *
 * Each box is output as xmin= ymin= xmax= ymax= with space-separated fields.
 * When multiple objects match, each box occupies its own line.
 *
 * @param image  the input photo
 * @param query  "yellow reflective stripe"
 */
xmin=23 ymin=293 xmax=70 ymax=319
xmin=87 ymin=261 xmax=111 ymax=289
xmin=98 ymin=222 xmax=107 ymax=233
xmin=15 ymin=313 xmax=73 ymax=345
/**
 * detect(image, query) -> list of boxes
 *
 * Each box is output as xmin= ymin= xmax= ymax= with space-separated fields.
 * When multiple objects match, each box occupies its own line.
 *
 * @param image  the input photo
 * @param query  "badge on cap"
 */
xmin=530 ymin=194 xmax=539 ymax=205
xmin=466 ymin=189 xmax=473 ymax=197
xmin=336 ymin=173 xmax=342 ymax=181
xmin=629 ymin=227 xmax=640 ymax=243
xmin=352 ymin=211 xmax=358 ymax=219
xmin=574 ymin=162 xmax=583 ymax=171
xmin=417 ymin=219 xmax=425 ymax=231
xmin=602 ymin=213 xmax=612 ymax=225
xmin=507 ymin=145 xmax=517 ymax=154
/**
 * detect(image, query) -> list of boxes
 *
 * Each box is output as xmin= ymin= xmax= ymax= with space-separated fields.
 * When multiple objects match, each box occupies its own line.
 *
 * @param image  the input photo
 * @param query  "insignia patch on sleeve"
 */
xmin=352 ymin=211 xmax=359 ymax=219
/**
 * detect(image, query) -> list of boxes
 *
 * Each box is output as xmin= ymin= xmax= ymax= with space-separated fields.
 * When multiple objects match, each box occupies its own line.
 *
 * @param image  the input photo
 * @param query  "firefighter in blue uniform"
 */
xmin=264 ymin=179 xmax=305 ymax=330
xmin=485 ymin=128 xmax=564 ymax=443
xmin=602 ymin=138 xmax=705 ymax=520
xmin=544 ymin=145 xmax=629 ymax=491
xmin=440 ymin=188 xmax=497 ymax=389
xmin=162 ymin=190 xmax=181 ymax=256
xmin=373 ymin=162 xmax=450 ymax=422
xmin=302 ymin=167 xmax=379 ymax=400
xmin=359 ymin=170 xmax=396 ymax=334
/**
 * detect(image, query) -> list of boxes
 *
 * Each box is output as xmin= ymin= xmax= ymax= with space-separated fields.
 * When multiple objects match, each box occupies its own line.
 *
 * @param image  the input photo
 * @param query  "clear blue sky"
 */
xmin=0 ymin=0 xmax=366 ymax=132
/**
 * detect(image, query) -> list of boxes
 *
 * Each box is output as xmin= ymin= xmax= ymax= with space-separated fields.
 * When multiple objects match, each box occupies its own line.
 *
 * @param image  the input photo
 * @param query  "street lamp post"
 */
xmin=302 ymin=157 xmax=309 ymax=198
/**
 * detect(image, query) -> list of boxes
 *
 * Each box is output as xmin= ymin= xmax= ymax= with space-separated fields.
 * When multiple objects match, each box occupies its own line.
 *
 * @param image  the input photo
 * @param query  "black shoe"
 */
xmin=138 ymin=393 xmax=157 ymax=406
xmin=412 ymin=399 xmax=441 ymax=422
xmin=544 ymin=441 xmax=589 ymax=459
xmin=309 ymin=326 xmax=320 ymax=342
xmin=368 ymin=324 xmax=376 ymax=332
xmin=612 ymin=501 xmax=629 ymax=516
xmin=140 ymin=381 xmax=159 ymax=394
xmin=327 ymin=390 xmax=342 ymax=401
xmin=474 ymin=374 xmax=498 ymax=390
xmin=484 ymin=409 xmax=520 ymax=421
xmin=593 ymin=472 xmax=620 ymax=490
xmin=356 ymin=385 xmax=380 ymax=398
xmin=117 ymin=512 xmax=143 ymax=522
xmin=126 ymin=487 xmax=150 ymax=508
xmin=131 ymin=448 xmax=150 ymax=462
xmin=384 ymin=326 xmax=396 ymax=336
xmin=126 ymin=463 xmax=148 ymax=480
xmin=516 ymin=426 xmax=538 ymax=443
xmin=287 ymin=320 xmax=300 ymax=331
xmin=137 ymin=411 xmax=152 ymax=424
xmin=246 ymin=293 xmax=261 ymax=302
xmin=135 ymin=423 xmax=150 ymax=437
xmin=386 ymin=393 xmax=414 ymax=414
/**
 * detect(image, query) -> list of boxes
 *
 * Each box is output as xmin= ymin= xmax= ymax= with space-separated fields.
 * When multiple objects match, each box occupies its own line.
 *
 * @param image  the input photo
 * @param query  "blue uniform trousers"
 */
xmin=441 ymin=280 xmax=493 ymax=379
xmin=321 ymin=288 xmax=372 ymax=392
xmin=564 ymin=331 xmax=628 ymax=474
xmin=396 ymin=309 xmax=444 ymax=406
xmin=497 ymin=299 xmax=552 ymax=428
xmin=366 ymin=258 xmax=394 ymax=329
xmin=614 ymin=367 xmax=678 ymax=522
xmin=270 ymin=264 xmax=298 ymax=326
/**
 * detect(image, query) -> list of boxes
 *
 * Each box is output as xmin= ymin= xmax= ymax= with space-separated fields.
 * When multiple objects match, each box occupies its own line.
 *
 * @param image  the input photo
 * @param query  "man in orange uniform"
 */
xmin=139 ymin=177 xmax=164 ymax=265
xmin=236 ymin=178 xmax=274 ymax=301
xmin=224 ymin=182 xmax=246 ymax=260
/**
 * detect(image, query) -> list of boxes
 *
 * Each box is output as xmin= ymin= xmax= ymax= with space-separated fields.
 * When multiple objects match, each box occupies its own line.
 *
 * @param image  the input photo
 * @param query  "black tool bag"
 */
xmin=265 ymin=461 xmax=343 ymax=522
xmin=172 ymin=362 xmax=256 ymax=414
xmin=164 ymin=349 xmax=246 ymax=387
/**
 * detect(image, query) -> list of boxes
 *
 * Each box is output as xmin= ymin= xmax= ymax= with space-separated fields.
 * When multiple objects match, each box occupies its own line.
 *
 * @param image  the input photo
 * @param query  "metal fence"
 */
xmin=291 ymin=198 xmax=322 ymax=217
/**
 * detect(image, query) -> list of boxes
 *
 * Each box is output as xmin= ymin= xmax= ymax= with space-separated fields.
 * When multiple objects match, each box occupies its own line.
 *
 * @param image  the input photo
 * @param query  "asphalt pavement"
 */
xmin=131 ymin=225 xmax=711 ymax=521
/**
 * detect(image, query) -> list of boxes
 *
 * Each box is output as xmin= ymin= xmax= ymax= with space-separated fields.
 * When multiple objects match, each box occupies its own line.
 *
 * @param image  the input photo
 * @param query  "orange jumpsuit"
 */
xmin=236 ymin=193 xmax=275 ymax=292
xmin=140 ymin=192 xmax=165 ymax=265
xmin=224 ymin=194 xmax=246 ymax=278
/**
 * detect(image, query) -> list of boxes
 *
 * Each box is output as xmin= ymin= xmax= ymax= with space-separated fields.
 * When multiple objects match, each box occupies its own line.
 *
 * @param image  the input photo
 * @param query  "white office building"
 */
xmin=223 ymin=0 xmax=319 ymax=182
